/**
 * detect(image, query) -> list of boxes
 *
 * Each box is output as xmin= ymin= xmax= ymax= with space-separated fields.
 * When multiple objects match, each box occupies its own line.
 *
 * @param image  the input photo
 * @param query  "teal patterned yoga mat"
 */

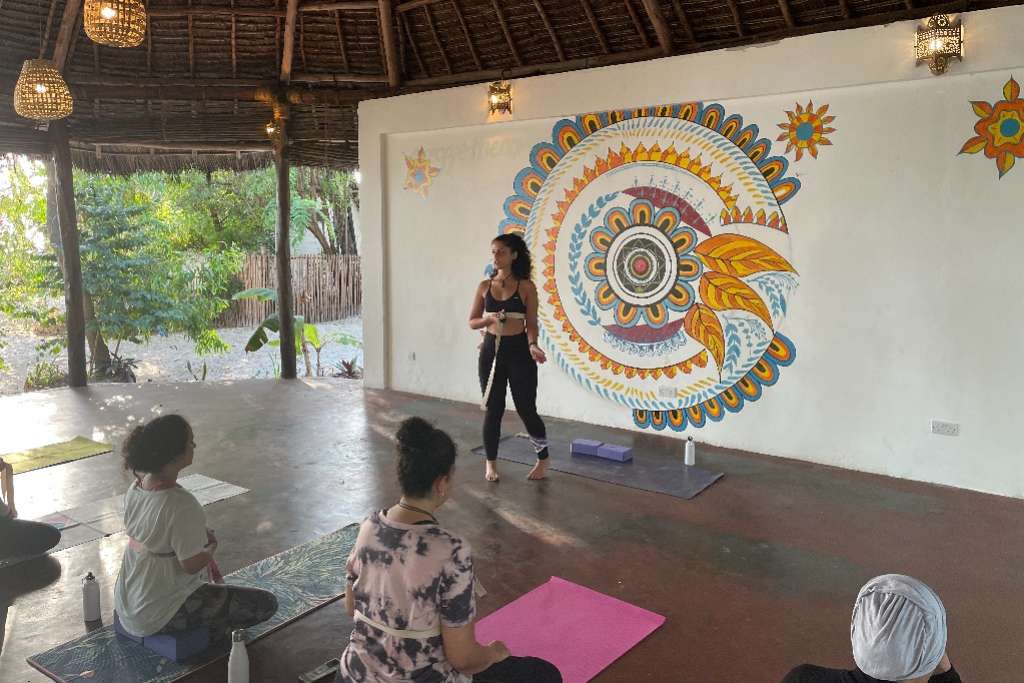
xmin=27 ymin=523 xmax=359 ymax=683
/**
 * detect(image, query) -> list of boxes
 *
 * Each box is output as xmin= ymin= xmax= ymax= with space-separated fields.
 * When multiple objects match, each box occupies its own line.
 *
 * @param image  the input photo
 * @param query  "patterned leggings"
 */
xmin=473 ymin=655 xmax=562 ymax=682
xmin=157 ymin=583 xmax=278 ymax=637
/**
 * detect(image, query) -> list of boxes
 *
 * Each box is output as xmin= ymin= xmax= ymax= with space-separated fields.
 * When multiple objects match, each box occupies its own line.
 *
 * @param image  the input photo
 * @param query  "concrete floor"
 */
xmin=1 ymin=380 xmax=1022 ymax=682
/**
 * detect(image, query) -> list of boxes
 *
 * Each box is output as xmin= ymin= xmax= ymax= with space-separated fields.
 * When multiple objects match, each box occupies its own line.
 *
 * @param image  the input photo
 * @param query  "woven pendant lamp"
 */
xmin=14 ymin=58 xmax=73 ymax=120
xmin=84 ymin=0 xmax=147 ymax=48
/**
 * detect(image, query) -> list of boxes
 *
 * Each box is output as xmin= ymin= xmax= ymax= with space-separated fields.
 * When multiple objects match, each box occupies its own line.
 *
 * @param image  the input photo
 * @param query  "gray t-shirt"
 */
xmin=113 ymin=482 xmax=208 ymax=636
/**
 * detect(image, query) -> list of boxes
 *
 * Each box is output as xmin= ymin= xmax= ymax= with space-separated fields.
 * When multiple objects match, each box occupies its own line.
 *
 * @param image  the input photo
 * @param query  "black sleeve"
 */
xmin=930 ymin=666 xmax=962 ymax=683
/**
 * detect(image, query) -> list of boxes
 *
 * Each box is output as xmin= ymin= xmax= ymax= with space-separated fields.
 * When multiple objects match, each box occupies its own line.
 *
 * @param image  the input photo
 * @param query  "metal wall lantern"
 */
xmin=915 ymin=14 xmax=962 ymax=75
xmin=14 ymin=58 xmax=73 ymax=120
xmin=84 ymin=0 xmax=147 ymax=48
xmin=488 ymin=80 xmax=512 ymax=115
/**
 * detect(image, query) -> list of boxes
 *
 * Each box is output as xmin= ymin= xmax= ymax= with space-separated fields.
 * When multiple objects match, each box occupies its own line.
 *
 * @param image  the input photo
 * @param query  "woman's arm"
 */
xmin=441 ymin=622 xmax=509 ymax=675
xmin=345 ymin=581 xmax=355 ymax=617
xmin=468 ymin=280 xmax=497 ymax=330
xmin=0 ymin=459 xmax=15 ymax=518
xmin=179 ymin=538 xmax=217 ymax=575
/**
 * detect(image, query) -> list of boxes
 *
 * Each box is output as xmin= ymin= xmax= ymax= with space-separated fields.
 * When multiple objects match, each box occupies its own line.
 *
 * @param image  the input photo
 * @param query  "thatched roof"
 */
xmin=1 ymin=0 xmax=1018 ymax=173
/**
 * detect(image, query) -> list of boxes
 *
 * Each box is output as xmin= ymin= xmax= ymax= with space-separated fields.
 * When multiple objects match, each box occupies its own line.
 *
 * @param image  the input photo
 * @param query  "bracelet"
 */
xmin=529 ymin=342 xmax=539 ymax=348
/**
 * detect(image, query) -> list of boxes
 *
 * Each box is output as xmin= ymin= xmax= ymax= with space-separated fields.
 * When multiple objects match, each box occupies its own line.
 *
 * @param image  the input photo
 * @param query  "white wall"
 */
xmin=360 ymin=7 xmax=1024 ymax=498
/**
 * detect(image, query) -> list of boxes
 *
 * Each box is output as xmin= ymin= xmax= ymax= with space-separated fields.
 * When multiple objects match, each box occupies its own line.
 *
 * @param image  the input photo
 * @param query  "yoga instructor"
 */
xmin=468 ymin=233 xmax=550 ymax=482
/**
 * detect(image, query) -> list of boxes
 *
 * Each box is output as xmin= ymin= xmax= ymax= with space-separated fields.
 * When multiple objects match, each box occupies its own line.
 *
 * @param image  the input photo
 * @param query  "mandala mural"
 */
xmin=960 ymin=76 xmax=1024 ymax=178
xmin=777 ymin=101 xmax=836 ymax=161
xmin=497 ymin=102 xmax=801 ymax=431
xmin=403 ymin=146 xmax=440 ymax=197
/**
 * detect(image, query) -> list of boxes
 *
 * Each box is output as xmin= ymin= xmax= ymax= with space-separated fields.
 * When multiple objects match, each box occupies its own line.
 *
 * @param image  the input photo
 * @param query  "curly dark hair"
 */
xmin=122 ymin=414 xmax=192 ymax=474
xmin=395 ymin=417 xmax=457 ymax=498
xmin=492 ymin=233 xmax=532 ymax=281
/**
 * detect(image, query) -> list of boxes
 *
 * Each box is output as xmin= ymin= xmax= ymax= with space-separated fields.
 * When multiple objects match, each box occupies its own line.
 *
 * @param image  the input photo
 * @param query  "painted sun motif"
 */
xmin=403 ymin=147 xmax=440 ymax=197
xmin=960 ymin=76 xmax=1024 ymax=178
xmin=776 ymin=101 xmax=836 ymax=161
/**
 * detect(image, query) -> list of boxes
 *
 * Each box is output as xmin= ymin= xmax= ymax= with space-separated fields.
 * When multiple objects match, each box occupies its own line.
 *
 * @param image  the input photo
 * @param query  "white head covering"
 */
xmin=850 ymin=574 xmax=947 ymax=681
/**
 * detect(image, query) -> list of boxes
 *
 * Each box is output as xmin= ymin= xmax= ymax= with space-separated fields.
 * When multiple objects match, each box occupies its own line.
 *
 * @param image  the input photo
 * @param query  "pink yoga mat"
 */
xmin=475 ymin=577 xmax=665 ymax=682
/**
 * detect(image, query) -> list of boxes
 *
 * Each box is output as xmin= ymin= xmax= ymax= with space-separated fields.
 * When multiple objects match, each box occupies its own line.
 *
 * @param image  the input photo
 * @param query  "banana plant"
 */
xmin=232 ymin=287 xmax=314 ymax=375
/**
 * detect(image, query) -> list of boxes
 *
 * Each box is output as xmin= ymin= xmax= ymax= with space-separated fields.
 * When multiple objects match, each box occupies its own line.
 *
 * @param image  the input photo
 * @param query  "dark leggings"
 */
xmin=478 ymin=333 xmax=548 ymax=462
xmin=0 ymin=516 xmax=61 ymax=560
xmin=473 ymin=655 xmax=562 ymax=682
xmin=157 ymin=583 xmax=278 ymax=637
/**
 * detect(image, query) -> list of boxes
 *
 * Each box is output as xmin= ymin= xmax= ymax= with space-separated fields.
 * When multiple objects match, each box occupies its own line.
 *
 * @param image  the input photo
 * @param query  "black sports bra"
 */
xmin=484 ymin=279 xmax=527 ymax=314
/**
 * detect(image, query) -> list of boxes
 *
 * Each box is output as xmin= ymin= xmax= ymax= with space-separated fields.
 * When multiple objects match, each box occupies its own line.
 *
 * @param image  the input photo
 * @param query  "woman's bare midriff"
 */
xmin=485 ymin=318 xmax=527 ymax=336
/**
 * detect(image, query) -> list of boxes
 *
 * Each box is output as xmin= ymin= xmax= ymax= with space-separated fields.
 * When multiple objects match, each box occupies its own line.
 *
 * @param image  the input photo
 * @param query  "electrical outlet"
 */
xmin=408 ymin=351 xmax=416 ymax=361
xmin=658 ymin=386 xmax=676 ymax=398
xmin=930 ymin=419 xmax=960 ymax=437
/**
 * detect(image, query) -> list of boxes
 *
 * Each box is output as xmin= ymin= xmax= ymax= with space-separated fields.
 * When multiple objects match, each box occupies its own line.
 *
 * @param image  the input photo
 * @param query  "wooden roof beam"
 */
xmin=624 ymin=0 xmax=651 ymax=48
xmin=777 ymin=0 xmax=795 ymax=28
xmin=423 ymin=5 xmax=451 ymax=74
xmin=491 ymin=0 xmax=522 ymax=67
xmin=532 ymin=0 xmax=565 ymax=62
xmin=292 ymin=71 xmax=391 ymax=82
xmin=452 ymin=0 xmax=482 ymax=71
xmin=301 ymin=1 xmax=378 ymax=11
xmin=670 ymin=0 xmax=696 ymax=45
xmin=148 ymin=8 xmax=288 ymax=17
xmin=640 ymin=0 xmax=674 ymax=56
xmin=334 ymin=10 xmax=350 ymax=71
xmin=579 ymin=0 xmax=609 ymax=54
xmin=378 ymin=0 xmax=402 ymax=87
xmin=396 ymin=0 xmax=442 ymax=12
xmin=400 ymin=12 xmax=428 ymax=76
xmin=837 ymin=0 xmax=851 ymax=19
xmin=407 ymin=45 xmax=663 ymax=87
xmin=280 ymin=0 xmax=300 ymax=82
xmin=52 ymin=0 xmax=82 ymax=71
xmin=725 ymin=0 xmax=744 ymax=37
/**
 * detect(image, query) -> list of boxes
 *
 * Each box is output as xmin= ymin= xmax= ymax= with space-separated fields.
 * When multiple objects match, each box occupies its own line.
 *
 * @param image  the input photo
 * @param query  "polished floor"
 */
xmin=1 ymin=380 xmax=1022 ymax=682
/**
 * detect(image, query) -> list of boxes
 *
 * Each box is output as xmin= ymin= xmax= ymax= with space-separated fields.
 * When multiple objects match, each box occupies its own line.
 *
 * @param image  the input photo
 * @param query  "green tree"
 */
xmin=76 ymin=173 xmax=243 ymax=359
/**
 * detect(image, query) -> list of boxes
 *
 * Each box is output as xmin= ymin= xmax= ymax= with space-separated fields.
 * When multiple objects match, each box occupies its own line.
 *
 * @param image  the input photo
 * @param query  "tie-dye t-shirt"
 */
xmin=338 ymin=510 xmax=476 ymax=683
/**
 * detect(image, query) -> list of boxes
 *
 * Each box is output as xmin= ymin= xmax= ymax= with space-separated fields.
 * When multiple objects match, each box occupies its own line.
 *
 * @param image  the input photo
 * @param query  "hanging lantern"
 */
xmin=84 ymin=0 xmax=147 ymax=48
xmin=914 ymin=14 xmax=963 ymax=75
xmin=14 ymin=59 xmax=73 ymax=120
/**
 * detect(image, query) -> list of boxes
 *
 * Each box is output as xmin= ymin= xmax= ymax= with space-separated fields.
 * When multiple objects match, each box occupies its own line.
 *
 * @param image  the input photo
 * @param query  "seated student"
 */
xmin=337 ymin=417 xmax=561 ymax=683
xmin=782 ymin=574 xmax=962 ymax=683
xmin=0 ymin=456 xmax=61 ymax=561
xmin=113 ymin=415 xmax=277 ymax=639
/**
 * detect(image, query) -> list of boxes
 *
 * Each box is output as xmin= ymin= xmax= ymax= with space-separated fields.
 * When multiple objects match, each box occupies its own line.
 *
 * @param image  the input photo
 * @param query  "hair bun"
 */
xmin=396 ymin=417 xmax=435 ymax=449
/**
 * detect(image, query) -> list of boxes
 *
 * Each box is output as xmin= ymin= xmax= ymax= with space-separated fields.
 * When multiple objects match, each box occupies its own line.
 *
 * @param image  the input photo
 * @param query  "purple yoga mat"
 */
xmin=475 ymin=577 xmax=665 ymax=682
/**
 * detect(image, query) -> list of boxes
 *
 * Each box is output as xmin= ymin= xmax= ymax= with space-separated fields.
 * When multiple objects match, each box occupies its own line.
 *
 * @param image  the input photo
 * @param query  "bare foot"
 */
xmin=485 ymin=461 xmax=500 ymax=482
xmin=527 ymin=459 xmax=549 ymax=480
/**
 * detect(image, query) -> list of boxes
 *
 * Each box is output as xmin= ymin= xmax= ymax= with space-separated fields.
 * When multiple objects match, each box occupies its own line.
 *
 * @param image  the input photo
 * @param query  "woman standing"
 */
xmin=468 ymin=234 xmax=550 ymax=482
xmin=337 ymin=417 xmax=561 ymax=683
xmin=113 ymin=414 xmax=277 ymax=640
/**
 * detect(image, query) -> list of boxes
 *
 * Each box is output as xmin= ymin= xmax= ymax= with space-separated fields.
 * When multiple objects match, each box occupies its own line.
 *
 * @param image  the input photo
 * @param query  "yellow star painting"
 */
xmin=403 ymin=147 xmax=441 ymax=197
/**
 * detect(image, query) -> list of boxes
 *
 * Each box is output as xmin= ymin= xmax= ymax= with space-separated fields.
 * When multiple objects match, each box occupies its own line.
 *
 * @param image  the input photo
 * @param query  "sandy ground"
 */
xmin=0 ymin=317 xmax=363 ymax=395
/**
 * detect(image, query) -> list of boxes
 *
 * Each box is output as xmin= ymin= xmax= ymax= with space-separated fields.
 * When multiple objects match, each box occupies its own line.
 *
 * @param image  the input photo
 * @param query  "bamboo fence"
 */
xmin=217 ymin=253 xmax=361 ymax=329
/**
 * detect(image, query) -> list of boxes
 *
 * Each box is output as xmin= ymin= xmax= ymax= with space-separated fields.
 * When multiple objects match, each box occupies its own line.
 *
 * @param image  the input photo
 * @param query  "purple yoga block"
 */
xmin=571 ymin=439 xmax=603 ymax=456
xmin=114 ymin=612 xmax=210 ymax=662
xmin=596 ymin=443 xmax=633 ymax=462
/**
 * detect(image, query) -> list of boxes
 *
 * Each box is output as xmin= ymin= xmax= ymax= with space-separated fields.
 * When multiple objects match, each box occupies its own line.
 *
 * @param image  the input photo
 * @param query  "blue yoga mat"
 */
xmin=474 ymin=434 xmax=723 ymax=499
xmin=27 ymin=524 xmax=359 ymax=683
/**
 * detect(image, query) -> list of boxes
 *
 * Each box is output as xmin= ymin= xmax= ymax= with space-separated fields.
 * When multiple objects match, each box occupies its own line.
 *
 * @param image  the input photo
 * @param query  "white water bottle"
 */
xmin=684 ymin=436 xmax=696 ymax=466
xmin=82 ymin=572 xmax=101 ymax=622
xmin=228 ymin=629 xmax=250 ymax=683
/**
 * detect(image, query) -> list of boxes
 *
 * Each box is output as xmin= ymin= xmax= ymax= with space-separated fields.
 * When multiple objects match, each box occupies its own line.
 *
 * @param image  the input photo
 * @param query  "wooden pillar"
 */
xmin=49 ymin=121 xmax=88 ymax=387
xmin=274 ymin=133 xmax=297 ymax=380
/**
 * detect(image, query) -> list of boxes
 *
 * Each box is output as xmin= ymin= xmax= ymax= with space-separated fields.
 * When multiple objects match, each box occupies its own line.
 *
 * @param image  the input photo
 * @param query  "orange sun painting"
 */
xmin=959 ymin=76 xmax=1024 ymax=178
xmin=776 ymin=101 xmax=836 ymax=161
xmin=403 ymin=147 xmax=440 ymax=197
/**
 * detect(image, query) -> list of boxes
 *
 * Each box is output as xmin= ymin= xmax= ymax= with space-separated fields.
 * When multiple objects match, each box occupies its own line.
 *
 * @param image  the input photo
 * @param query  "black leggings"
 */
xmin=0 ymin=516 xmax=61 ymax=561
xmin=473 ymin=655 xmax=562 ymax=682
xmin=478 ymin=333 xmax=547 ymax=461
